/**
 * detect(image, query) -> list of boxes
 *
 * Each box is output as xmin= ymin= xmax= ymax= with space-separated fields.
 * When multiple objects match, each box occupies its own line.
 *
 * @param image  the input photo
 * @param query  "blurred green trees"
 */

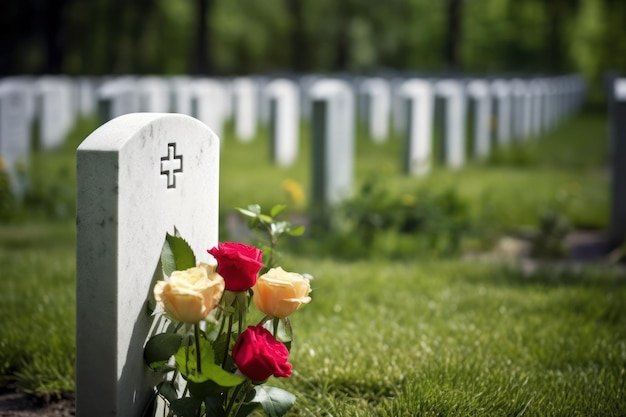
xmin=1 ymin=0 xmax=625 ymax=97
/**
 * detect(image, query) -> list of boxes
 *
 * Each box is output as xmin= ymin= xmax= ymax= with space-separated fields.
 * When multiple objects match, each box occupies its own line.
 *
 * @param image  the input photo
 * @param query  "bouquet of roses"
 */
xmin=143 ymin=205 xmax=311 ymax=417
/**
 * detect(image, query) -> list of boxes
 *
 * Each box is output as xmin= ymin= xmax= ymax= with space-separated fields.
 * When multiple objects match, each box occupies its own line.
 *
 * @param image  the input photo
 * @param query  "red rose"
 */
xmin=207 ymin=242 xmax=263 ymax=292
xmin=232 ymin=325 xmax=292 ymax=381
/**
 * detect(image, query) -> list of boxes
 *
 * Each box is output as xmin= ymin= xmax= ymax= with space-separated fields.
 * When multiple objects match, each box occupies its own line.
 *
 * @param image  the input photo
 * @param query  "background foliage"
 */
xmin=2 ymin=0 xmax=626 ymax=101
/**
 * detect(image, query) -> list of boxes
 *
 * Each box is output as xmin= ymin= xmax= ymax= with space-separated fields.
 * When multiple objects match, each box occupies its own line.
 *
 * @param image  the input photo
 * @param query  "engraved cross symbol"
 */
xmin=160 ymin=143 xmax=183 ymax=189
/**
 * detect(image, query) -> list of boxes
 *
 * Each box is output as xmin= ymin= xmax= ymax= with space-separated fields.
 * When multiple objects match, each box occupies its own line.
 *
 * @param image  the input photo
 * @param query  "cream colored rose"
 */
xmin=154 ymin=263 xmax=225 ymax=323
xmin=253 ymin=267 xmax=311 ymax=318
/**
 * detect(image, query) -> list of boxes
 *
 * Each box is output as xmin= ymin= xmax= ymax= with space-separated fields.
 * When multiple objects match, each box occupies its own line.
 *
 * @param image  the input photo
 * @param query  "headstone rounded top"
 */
xmin=78 ymin=112 xmax=215 ymax=152
xmin=490 ymin=79 xmax=511 ymax=95
xmin=399 ymin=79 xmax=432 ymax=96
xmin=434 ymin=79 xmax=463 ymax=95
xmin=510 ymin=79 xmax=530 ymax=95
xmin=359 ymin=77 xmax=389 ymax=93
xmin=309 ymin=78 xmax=353 ymax=98
xmin=98 ymin=76 xmax=136 ymax=97
xmin=466 ymin=79 xmax=489 ymax=96
xmin=265 ymin=78 xmax=298 ymax=95
xmin=615 ymin=79 xmax=626 ymax=101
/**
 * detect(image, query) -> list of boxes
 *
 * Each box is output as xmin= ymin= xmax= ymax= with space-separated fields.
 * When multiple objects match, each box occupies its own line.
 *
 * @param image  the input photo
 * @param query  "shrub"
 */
xmin=312 ymin=178 xmax=473 ymax=259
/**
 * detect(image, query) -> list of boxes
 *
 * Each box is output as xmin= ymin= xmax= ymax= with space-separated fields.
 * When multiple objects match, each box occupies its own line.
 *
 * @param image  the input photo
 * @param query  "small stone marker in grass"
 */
xmin=76 ymin=113 xmax=220 ymax=416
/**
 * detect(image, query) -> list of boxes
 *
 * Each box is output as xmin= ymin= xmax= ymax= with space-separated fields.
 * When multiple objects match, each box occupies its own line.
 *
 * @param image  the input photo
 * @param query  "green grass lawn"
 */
xmin=0 ymin=109 xmax=624 ymax=415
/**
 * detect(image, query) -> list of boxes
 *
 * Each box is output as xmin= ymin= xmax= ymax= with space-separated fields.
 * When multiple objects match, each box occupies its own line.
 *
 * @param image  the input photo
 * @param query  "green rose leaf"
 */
xmin=160 ymin=236 xmax=177 ymax=277
xmin=196 ymin=362 xmax=243 ymax=387
xmin=187 ymin=379 xmax=228 ymax=398
xmin=235 ymin=207 xmax=259 ymax=218
xmin=287 ymin=225 xmax=305 ymax=236
xmin=144 ymin=333 xmax=183 ymax=369
xmin=161 ymin=232 xmax=196 ymax=276
xmin=156 ymin=381 xmax=179 ymax=403
xmin=174 ymin=337 xmax=243 ymax=387
xmin=169 ymin=397 xmax=203 ymax=417
xmin=250 ymin=386 xmax=295 ymax=417
xmin=270 ymin=204 xmax=287 ymax=218
xmin=258 ymin=214 xmax=274 ymax=224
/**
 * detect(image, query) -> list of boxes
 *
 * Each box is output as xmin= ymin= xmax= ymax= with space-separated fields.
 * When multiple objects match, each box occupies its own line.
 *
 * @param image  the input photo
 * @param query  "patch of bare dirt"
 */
xmin=0 ymin=387 xmax=74 ymax=417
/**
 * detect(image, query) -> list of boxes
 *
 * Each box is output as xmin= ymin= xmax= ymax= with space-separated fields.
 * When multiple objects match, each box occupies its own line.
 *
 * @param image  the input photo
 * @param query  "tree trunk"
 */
xmin=43 ymin=0 xmax=67 ymax=74
xmin=191 ymin=0 xmax=214 ymax=75
xmin=333 ymin=2 xmax=350 ymax=71
xmin=444 ymin=0 xmax=463 ymax=73
xmin=287 ymin=0 xmax=308 ymax=72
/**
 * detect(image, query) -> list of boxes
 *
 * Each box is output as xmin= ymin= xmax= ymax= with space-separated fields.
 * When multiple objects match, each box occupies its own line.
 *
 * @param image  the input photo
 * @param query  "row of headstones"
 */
xmin=0 ymin=73 xmax=585 ymax=203
xmin=308 ymin=74 xmax=586 ymax=205
xmin=0 ymin=76 xmax=91 ymax=196
xmin=96 ymin=74 xmax=586 ymax=170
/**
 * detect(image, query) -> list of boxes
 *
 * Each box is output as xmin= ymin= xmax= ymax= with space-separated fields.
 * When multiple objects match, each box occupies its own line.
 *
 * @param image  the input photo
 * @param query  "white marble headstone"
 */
xmin=0 ymin=79 xmax=32 ymax=197
xmin=37 ymin=76 xmax=76 ymax=149
xmin=265 ymin=78 xmax=300 ymax=166
xmin=490 ymin=79 xmax=512 ymax=146
xmin=98 ymin=77 xmax=140 ymax=122
xmin=510 ymin=79 xmax=532 ymax=141
xmin=219 ymin=78 xmax=234 ymax=121
xmin=169 ymin=76 xmax=193 ymax=115
xmin=466 ymin=79 xmax=492 ymax=158
xmin=391 ymin=77 xmax=409 ymax=135
xmin=76 ymin=113 xmax=220 ymax=417
xmin=434 ymin=79 xmax=466 ymax=169
xmin=528 ymin=78 xmax=546 ymax=138
xmin=298 ymin=74 xmax=321 ymax=120
xmin=189 ymin=78 xmax=228 ymax=140
xmin=359 ymin=78 xmax=391 ymax=142
xmin=138 ymin=77 xmax=171 ymax=113
xmin=77 ymin=77 xmax=97 ymax=117
xmin=309 ymin=79 xmax=355 ymax=205
xmin=399 ymin=79 xmax=433 ymax=176
xmin=256 ymin=76 xmax=272 ymax=125
xmin=233 ymin=77 xmax=258 ymax=142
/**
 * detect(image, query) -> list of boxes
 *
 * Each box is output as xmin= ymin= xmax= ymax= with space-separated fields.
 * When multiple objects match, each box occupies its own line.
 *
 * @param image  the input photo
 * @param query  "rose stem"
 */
xmin=272 ymin=317 xmax=279 ymax=338
xmin=224 ymin=381 xmax=245 ymax=416
xmin=222 ymin=314 xmax=233 ymax=369
xmin=194 ymin=323 xmax=202 ymax=374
